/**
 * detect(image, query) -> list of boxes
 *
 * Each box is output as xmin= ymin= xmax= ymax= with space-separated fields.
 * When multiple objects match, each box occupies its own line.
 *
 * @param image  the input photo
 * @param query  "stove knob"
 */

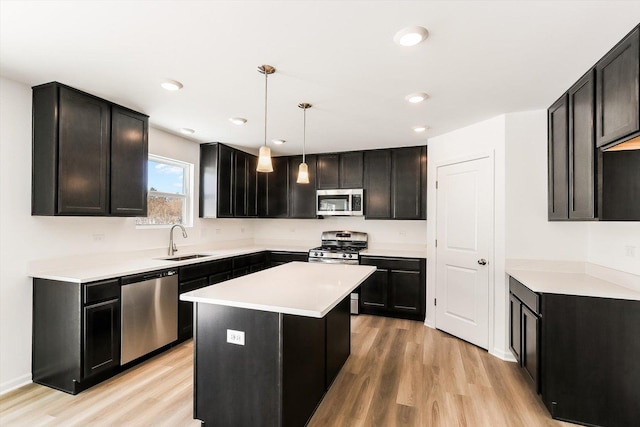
xmin=342 ymin=254 xmax=347 ymax=258
xmin=320 ymin=253 xmax=324 ymax=257
xmin=348 ymin=254 xmax=353 ymax=258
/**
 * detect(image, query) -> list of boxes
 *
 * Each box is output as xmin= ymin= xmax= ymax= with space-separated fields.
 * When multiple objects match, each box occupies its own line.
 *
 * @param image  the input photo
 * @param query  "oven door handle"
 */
xmin=308 ymin=257 xmax=359 ymax=265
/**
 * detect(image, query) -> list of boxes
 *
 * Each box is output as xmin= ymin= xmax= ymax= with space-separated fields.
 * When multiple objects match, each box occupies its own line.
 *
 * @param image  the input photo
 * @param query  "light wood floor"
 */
xmin=0 ymin=315 xmax=578 ymax=426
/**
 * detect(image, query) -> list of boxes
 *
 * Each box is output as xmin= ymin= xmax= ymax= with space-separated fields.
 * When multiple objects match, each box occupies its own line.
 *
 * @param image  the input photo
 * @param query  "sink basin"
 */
xmin=158 ymin=254 xmax=212 ymax=261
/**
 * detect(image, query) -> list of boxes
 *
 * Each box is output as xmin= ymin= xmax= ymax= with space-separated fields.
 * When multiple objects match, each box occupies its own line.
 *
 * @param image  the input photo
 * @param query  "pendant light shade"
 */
xmin=256 ymin=65 xmax=275 ymax=173
xmin=297 ymin=102 xmax=312 ymax=184
xmin=297 ymin=162 xmax=309 ymax=184
xmin=257 ymin=145 xmax=273 ymax=172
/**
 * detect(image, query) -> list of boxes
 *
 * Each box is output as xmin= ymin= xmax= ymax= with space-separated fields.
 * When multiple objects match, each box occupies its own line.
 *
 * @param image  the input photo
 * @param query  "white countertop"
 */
xmin=29 ymin=244 xmax=425 ymax=283
xmin=180 ymin=262 xmax=376 ymax=318
xmin=507 ymin=262 xmax=640 ymax=301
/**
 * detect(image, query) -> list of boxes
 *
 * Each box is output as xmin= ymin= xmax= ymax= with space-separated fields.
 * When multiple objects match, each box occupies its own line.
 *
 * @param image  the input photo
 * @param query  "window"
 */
xmin=136 ymin=155 xmax=193 ymax=227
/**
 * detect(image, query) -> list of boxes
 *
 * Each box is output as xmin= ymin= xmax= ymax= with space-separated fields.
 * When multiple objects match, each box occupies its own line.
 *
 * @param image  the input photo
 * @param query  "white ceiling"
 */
xmin=1 ymin=1 xmax=639 ymax=156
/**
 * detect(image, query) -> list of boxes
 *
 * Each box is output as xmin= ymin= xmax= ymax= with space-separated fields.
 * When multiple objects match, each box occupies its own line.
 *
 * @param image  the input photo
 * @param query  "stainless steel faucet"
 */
xmin=168 ymin=224 xmax=188 ymax=256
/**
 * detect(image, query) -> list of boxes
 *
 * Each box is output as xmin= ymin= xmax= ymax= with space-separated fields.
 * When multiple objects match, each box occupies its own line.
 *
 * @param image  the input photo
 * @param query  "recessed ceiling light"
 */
xmin=272 ymin=139 xmax=286 ymax=145
xmin=405 ymin=92 xmax=429 ymax=103
xmin=394 ymin=26 xmax=429 ymax=47
xmin=413 ymin=126 xmax=429 ymax=133
xmin=229 ymin=117 xmax=247 ymax=125
xmin=161 ymin=79 xmax=184 ymax=91
xmin=179 ymin=128 xmax=195 ymax=135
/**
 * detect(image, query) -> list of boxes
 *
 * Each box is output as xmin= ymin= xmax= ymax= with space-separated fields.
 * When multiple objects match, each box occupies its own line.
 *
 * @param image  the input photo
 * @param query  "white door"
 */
xmin=435 ymin=156 xmax=492 ymax=349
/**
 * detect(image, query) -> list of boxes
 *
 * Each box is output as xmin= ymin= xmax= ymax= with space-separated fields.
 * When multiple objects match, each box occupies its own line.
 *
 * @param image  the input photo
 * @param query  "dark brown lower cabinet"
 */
xmin=509 ymin=276 xmax=640 ymax=427
xmin=33 ymin=278 xmax=121 ymax=394
xmin=359 ymin=256 xmax=426 ymax=321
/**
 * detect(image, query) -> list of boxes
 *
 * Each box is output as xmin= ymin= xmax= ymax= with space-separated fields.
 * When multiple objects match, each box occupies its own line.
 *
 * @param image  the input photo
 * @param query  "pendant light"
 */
xmin=297 ymin=103 xmax=311 ymax=184
xmin=256 ymin=65 xmax=275 ymax=173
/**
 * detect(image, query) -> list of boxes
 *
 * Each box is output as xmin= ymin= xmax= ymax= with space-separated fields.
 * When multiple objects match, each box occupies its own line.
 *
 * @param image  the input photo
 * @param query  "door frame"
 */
xmin=433 ymin=151 xmax=495 ymax=352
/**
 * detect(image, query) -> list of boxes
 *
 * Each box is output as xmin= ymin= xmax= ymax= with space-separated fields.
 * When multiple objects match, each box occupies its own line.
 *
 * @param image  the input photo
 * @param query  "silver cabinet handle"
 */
xmin=478 ymin=259 xmax=487 ymax=265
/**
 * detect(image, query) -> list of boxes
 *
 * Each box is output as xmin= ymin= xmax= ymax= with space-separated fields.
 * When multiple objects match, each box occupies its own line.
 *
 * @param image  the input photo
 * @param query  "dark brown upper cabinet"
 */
xmin=548 ymin=95 xmax=570 ymax=220
xmin=317 ymin=154 xmax=340 ymax=189
xmin=110 ymin=107 xmax=148 ymax=216
xmin=32 ymin=82 xmax=148 ymax=216
xmin=595 ymin=26 xmax=639 ymax=148
xmin=392 ymin=146 xmax=427 ymax=220
xmin=317 ymin=151 xmax=364 ymax=189
xmin=199 ymin=143 xmax=258 ymax=218
xmin=288 ymin=155 xmax=317 ymax=218
xmin=568 ymin=71 xmax=596 ymax=220
xmin=364 ymin=146 xmax=427 ymax=220
xmin=257 ymin=156 xmax=289 ymax=218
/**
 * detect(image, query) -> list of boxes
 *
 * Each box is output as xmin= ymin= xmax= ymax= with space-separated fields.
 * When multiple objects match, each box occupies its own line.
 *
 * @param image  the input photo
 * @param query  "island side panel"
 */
xmin=282 ymin=313 xmax=326 ymax=427
xmin=193 ymin=303 xmax=282 ymax=427
xmin=325 ymin=296 xmax=351 ymax=388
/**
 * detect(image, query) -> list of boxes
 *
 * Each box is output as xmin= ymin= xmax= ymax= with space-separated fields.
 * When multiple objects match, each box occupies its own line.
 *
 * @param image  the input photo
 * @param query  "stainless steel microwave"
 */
xmin=317 ymin=189 xmax=364 ymax=216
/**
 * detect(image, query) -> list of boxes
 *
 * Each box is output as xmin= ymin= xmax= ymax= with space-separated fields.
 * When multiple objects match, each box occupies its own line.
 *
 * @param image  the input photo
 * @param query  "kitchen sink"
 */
xmin=158 ymin=254 xmax=212 ymax=261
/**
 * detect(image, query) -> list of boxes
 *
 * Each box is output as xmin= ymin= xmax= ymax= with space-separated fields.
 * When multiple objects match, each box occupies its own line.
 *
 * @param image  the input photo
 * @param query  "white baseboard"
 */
xmin=490 ymin=347 xmax=517 ymax=362
xmin=0 ymin=374 xmax=31 ymax=396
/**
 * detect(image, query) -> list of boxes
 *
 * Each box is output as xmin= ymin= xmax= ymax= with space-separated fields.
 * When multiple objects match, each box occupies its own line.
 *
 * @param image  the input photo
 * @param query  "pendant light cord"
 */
xmin=302 ymin=106 xmax=306 ymax=163
xmin=264 ymin=71 xmax=268 ymax=148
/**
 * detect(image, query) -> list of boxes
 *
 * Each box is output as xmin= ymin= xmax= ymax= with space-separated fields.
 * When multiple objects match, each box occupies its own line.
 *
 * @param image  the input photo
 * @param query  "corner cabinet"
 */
xmin=508 ymin=276 xmax=640 ymax=427
xmin=359 ymin=256 xmax=426 ymax=321
xmin=32 ymin=82 xmax=148 ymax=216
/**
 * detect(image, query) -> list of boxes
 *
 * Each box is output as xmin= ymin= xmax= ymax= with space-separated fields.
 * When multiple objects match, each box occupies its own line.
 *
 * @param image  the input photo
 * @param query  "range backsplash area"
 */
xmin=252 ymin=217 xmax=427 ymax=252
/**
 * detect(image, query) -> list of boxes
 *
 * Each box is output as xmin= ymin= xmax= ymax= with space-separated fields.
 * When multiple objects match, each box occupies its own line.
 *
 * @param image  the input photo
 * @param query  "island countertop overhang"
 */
xmin=180 ymin=262 xmax=376 ymax=318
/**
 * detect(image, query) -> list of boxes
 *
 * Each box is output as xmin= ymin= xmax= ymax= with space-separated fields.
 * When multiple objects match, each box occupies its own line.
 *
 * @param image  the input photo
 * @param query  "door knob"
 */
xmin=478 ymin=259 xmax=487 ymax=265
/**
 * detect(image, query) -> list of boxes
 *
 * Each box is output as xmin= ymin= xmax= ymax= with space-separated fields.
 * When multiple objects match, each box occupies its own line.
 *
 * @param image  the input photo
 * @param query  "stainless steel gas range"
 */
xmin=308 ymin=231 xmax=368 ymax=314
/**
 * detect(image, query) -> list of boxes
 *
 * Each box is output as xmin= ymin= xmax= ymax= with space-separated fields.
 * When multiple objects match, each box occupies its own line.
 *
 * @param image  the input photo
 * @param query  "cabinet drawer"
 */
xmin=180 ymin=277 xmax=209 ymax=293
xmin=360 ymin=256 xmax=422 ymax=271
xmin=269 ymin=251 xmax=308 ymax=263
xmin=179 ymin=259 xmax=233 ymax=282
xmin=84 ymin=279 xmax=120 ymax=305
xmin=509 ymin=277 xmax=540 ymax=314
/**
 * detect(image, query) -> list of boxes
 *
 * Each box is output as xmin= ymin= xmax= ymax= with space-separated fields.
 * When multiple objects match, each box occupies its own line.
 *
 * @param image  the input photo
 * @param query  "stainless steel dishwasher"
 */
xmin=121 ymin=269 xmax=178 ymax=365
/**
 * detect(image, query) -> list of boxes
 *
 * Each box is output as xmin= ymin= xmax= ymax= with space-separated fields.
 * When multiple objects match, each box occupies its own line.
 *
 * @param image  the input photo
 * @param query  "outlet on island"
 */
xmin=226 ymin=329 xmax=245 ymax=346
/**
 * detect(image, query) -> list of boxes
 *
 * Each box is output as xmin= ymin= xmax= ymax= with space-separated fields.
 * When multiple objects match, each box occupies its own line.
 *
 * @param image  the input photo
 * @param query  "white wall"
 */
xmin=505 ymin=110 xmax=588 ymax=260
xmin=0 ymin=77 xmax=251 ymax=393
xmin=253 ymin=218 xmax=427 ymax=252
xmin=587 ymin=223 xmax=640 ymax=275
xmin=426 ymin=114 xmax=508 ymax=358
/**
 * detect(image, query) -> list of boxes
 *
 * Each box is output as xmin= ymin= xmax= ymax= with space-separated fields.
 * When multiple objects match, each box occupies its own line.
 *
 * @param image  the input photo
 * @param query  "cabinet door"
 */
xmin=568 ymin=71 xmax=596 ymax=220
xmin=317 ymin=154 xmax=340 ymax=189
xmin=392 ymin=147 xmax=425 ymax=219
xmin=199 ymin=144 xmax=218 ymax=218
xmin=246 ymin=154 xmax=258 ymax=217
xmin=364 ymin=150 xmax=392 ymax=218
xmin=360 ymin=269 xmax=388 ymax=309
xmin=58 ymin=86 xmax=111 ymax=215
xmin=265 ymin=156 xmax=289 ymax=217
xmin=521 ymin=305 xmax=539 ymax=393
xmin=83 ymin=299 xmax=120 ymax=378
xmin=289 ymin=155 xmax=317 ymax=218
xmin=217 ymin=145 xmax=234 ymax=217
xmin=509 ymin=293 xmax=522 ymax=364
xmin=110 ymin=107 xmax=148 ymax=216
xmin=548 ymin=95 xmax=569 ymax=220
xmin=389 ymin=269 xmax=422 ymax=315
xmin=339 ymin=151 xmax=363 ymax=188
xmin=234 ymin=151 xmax=248 ymax=217
xmin=596 ymin=27 xmax=640 ymax=147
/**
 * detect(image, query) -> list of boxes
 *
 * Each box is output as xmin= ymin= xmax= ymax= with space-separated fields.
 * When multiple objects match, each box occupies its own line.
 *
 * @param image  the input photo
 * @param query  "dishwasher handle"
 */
xmin=121 ymin=269 xmax=177 ymax=285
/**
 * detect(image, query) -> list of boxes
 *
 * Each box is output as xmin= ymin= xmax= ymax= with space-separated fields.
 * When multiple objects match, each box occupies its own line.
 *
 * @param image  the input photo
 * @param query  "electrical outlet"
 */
xmin=289 ymin=228 xmax=296 ymax=233
xmin=625 ymin=245 xmax=636 ymax=258
xmin=92 ymin=234 xmax=105 ymax=242
xmin=216 ymin=228 xmax=221 ymax=235
xmin=200 ymin=228 xmax=207 ymax=238
xmin=241 ymin=227 xmax=245 ymax=233
xmin=399 ymin=231 xmax=407 ymax=237
xmin=226 ymin=329 xmax=245 ymax=346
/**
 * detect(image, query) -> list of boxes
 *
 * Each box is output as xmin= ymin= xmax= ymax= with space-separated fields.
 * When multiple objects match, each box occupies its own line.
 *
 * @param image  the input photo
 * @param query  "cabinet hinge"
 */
xmin=435 ymin=181 xmax=438 ymax=189
xmin=434 ymin=298 xmax=437 ymax=306
xmin=435 ymin=239 xmax=437 ymax=248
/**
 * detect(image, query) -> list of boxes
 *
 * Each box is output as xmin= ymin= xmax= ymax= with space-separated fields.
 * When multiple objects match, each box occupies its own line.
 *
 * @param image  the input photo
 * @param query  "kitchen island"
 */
xmin=180 ymin=261 xmax=376 ymax=427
